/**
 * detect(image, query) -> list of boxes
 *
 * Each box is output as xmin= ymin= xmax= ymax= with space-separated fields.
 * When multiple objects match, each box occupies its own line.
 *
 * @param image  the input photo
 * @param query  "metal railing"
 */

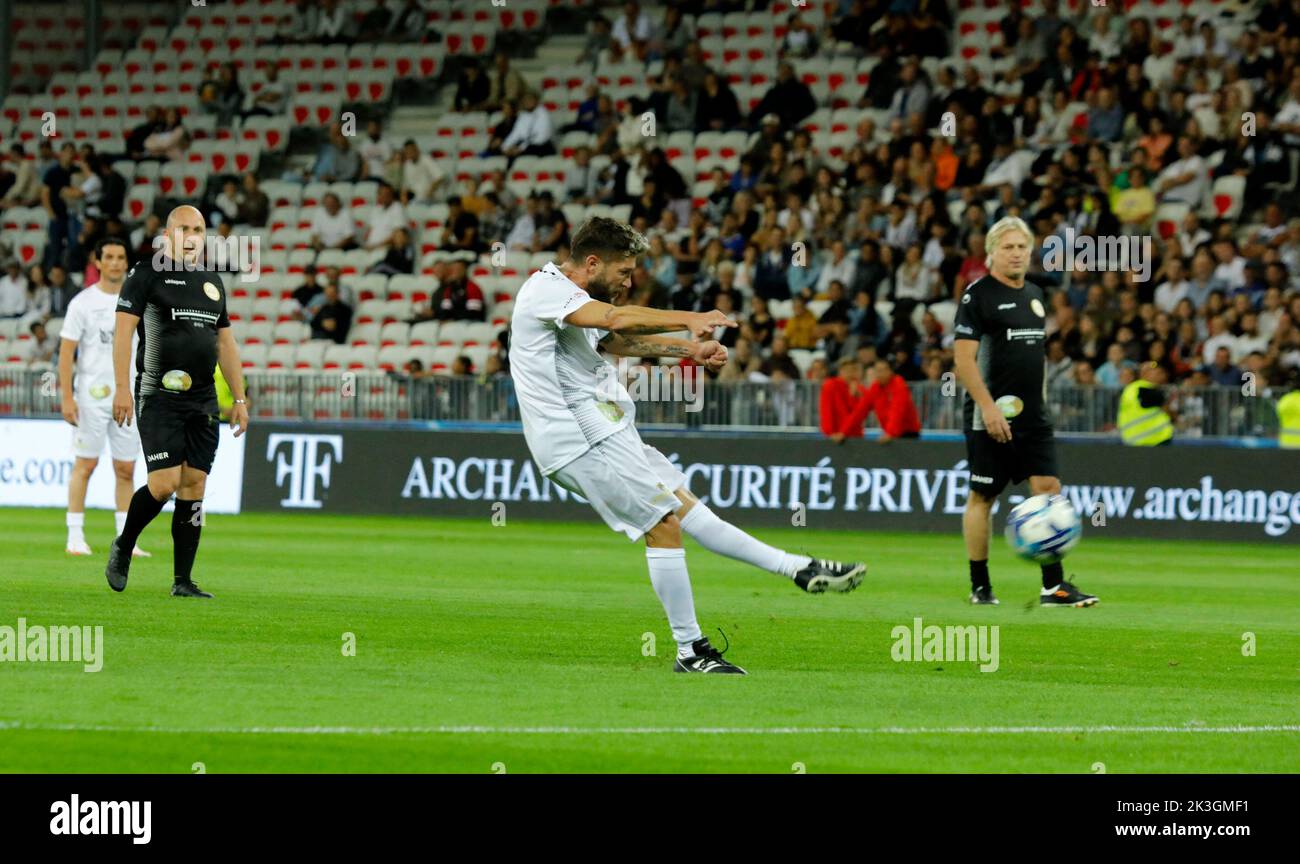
xmin=0 ymin=368 xmax=1286 ymax=440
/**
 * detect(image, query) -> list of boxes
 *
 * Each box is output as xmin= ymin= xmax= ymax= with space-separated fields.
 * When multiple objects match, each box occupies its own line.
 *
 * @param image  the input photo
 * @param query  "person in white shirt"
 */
xmin=815 ymin=240 xmax=857 ymax=297
xmin=358 ymin=120 xmax=392 ymax=180
xmin=1171 ymin=15 xmax=1199 ymax=61
xmin=1176 ymin=210 xmax=1212 ymax=253
xmin=1153 ymin=257 xmax=1190 ymax=313
xmin=1233 ymin=312 xmax=1269 ymax=361
xmin=507 ymin=217 xmax=865 ymax=674
xmin=397 ymin=139 xmax=446 ymax=204
xmin=310 ymin=192 xmax=358 ymax=250
xmin=501 ymin=92 xmax=556 ymax=159
xmin=364 ymin=182 xmax=408 ymax=249
xmin=57 ymin=238 xmax=148 ymax=558
xmin=1200 ymin=314 xmax=1236 ymax=365
xmin=1274 ymin=78 xmax=1300 ymax=146
xmin=1211 ymin=239 xmax=1247 ymax=290
xmin=611 ymin=0 xmax=653 ymax=58
xmin=0 ymin=261 xmax=29 ymax=318
xmin=315 ymin=0 xmax=354 ymax=43
xmin=505 ymin=194 xmax=539 ymax=251
xmin=1154 ymin=137 xmax=1207 ymax=206
xmin=246 ymin=64 xmax=287 ymax=116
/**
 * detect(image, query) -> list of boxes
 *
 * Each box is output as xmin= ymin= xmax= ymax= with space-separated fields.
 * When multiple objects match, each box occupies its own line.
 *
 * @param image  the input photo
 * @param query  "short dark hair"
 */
xmin=570 ymin=217 xmax=649 ymax=262
xmin=94 ymin=236 xmax=129 ymax=260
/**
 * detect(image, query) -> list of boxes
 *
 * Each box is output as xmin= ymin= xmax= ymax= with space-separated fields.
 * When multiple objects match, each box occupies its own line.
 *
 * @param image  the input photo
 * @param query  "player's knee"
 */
xmin=966 ymin=489 xmax=995 ymax=511
xmin=112 ymin=461 xmax=134 ymax=482
xmin=148 ymin=473 xmax=180 ymax=500
xmin=645 ymin=513 xmax=682 ymax=548
xmin=72 ymin=458 xmax=98 ymax=479
xmin=1031 ymin=476 xmax=1062 ymax=495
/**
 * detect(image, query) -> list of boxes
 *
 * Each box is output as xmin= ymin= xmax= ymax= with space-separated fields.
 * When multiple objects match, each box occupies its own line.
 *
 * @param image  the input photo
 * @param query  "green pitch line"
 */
xmin=0 ymin=508 xmax=1296 ymax=773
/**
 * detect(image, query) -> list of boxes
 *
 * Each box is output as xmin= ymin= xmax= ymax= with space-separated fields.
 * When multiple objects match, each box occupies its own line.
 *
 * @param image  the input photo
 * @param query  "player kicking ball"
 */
xmin=58 ymin=237 xmax=150 ymax=559
xmin=104 ymin=205 xmax=249 ymax=598
xmin=509 ymin=218 xmax=865 ymax=674
xmin=952 ymin=216 xmax=1098 ymax=608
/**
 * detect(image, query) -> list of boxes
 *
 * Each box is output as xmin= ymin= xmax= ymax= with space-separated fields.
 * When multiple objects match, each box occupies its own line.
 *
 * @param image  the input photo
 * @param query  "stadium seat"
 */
xmin=1153 ymin=202 xmax=1190 ymax=241
xmin=349 ymin=323 xmax=382 ymax=347
xmin=379 ymin=322 xmax=411 ymax=346
xmin=294 ymin=340 xmax=327 ymax=371
xmin=1205 ymin=175 xmax=1245 ymax=221
xmin=409 ymin=321 xmax=441 ymax=346
xmin=265 ymin=343 xmax=296 ymax=371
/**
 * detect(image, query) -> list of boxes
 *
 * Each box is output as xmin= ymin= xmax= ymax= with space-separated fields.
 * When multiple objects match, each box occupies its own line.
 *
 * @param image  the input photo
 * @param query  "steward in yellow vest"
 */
xmin=1118 ymin=363 xmax=1174 ymax=446
xmin=1278 ymin=389 xmax=1300 ymax=449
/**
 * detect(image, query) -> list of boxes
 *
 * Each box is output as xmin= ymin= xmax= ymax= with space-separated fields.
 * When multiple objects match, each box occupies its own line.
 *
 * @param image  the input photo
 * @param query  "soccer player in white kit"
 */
xmin=57 ymin=237 xmax=150 ymax=558
xmin=509 ymin=218 xmax=866 ymax=674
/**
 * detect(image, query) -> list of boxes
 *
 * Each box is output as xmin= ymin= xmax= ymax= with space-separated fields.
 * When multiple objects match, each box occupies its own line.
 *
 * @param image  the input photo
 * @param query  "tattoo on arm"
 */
xmin=612 ymin=323 xmax=684 ymax=335
xmin=598 ymin=307 xmax=684 ymax=336
xmin=616 ymin=335 xmax=693 ymax=358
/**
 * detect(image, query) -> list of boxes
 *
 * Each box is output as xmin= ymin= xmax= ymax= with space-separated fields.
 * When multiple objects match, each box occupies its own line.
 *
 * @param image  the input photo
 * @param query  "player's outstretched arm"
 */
xmin=565 ymin=300 xmax=736 ymax=340
xmin=112 ymin=311 xmax=139 ymax=428
xmin=601 ymin=332 xmax=729 ymax=370
xmin=216 ymin=327 xmax=250 ymax=437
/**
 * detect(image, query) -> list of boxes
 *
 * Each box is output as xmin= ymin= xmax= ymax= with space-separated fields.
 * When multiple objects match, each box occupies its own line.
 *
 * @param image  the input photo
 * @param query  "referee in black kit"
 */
xmin=952 ymin=216 xmax=1098 ymax=609
xmin=106 ymin=205 xmax=249 ymax=598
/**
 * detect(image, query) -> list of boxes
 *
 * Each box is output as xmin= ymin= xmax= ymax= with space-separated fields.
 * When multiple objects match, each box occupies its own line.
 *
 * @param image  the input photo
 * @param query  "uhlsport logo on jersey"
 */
xmin=0 ymin=618 xmax=104 ymax=672
xmin=49 ymin=795 xmax=150 ymax=844
xmin=267 ymin=433 xmax=344 ymax=508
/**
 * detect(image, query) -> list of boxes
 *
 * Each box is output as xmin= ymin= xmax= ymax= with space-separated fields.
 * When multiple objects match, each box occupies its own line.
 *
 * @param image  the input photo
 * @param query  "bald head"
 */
xmin=165 ymin=205 xmax=206 ymax=264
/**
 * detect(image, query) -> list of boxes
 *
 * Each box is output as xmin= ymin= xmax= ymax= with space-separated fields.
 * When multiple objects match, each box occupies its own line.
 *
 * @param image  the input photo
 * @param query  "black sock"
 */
xmin=172 ymin=499 xmax=204 ymax=584
xmin=118 ymin=485 xmax=166 ymax=549
xmin=1041 ymin=561 xmax=1064 ymax=590
xmin=969 ymin=559 xmax=990 ymax=590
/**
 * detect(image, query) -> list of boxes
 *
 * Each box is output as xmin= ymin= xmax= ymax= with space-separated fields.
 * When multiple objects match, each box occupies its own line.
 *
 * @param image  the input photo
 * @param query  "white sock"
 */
xmin=115 ymin=511 xmax=128 ymax=539
xmin=644 ymin=547 xmax=703 ymax=649
xmin=679 ymin=503 xmax=812 ymax=578
xmin=66 ymin=511 xmax=85 ymax=544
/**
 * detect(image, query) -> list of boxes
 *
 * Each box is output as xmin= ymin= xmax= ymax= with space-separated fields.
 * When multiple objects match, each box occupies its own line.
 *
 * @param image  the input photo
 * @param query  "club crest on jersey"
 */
xmin=596 ymin=401 xmax=624 ymax=423
xmin=162 ymin=370 xmax=193 ymax=392
xmin=203 ymin=282 xmax=221 ymax=301
xmin=1030 ymin=298 xmax=1045 ymax=317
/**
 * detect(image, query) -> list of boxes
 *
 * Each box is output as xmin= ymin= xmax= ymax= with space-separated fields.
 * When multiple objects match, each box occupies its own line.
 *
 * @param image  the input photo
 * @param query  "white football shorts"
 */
xmin=72 ymin=391 xmax=141 ymax=462
xmin=547 ymin=424 xmax=687 ymax=541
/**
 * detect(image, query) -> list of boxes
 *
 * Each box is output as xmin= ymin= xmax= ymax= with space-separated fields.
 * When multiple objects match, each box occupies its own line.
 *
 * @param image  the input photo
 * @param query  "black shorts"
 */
xmin=136 ymin=392 xmax=220 ymax=474
xmin=964 ymin=426 xmax=1059 ymax=498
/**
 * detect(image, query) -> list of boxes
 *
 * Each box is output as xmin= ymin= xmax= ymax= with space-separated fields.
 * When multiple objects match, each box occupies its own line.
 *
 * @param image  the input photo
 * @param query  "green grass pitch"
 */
xmin=1 ymin=507 xmax=1296 ymax=773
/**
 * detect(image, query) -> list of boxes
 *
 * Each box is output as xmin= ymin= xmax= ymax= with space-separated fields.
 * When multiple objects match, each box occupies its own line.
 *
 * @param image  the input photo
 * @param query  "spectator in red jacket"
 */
xmin=822 ymin=358 xmax=922 ymax=444
xmin=820 ymin=357 xmax=870 ymax=440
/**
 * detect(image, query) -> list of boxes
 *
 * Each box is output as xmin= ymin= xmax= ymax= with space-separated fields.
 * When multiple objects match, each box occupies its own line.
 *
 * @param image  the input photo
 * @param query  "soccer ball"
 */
xmin=1005 ymin=494 xmax=1081 ymax=564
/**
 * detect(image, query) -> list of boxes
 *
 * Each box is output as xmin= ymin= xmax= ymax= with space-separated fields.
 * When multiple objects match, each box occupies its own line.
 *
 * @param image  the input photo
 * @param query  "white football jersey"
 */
xmin=508 ymin=262 xmax=635 ymax=475
xmin=61 ymin=283 xmax=136 ymax=401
